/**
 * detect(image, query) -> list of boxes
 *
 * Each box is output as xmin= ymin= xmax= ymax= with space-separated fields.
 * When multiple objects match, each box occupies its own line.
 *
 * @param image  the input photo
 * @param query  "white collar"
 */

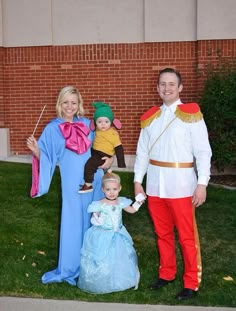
xmin=163 ymin=99 xmax=182 ymax=113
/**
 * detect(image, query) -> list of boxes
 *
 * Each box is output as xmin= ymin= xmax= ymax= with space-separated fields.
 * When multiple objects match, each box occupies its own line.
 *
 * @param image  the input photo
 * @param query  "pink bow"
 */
xmin=59 ymin=122 xmax=92 ymax=154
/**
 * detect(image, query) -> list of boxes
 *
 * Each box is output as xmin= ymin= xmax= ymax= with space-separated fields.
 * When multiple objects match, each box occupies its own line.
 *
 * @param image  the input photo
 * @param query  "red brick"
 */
xmin=1 ymin=40 xmax=236 ymax=154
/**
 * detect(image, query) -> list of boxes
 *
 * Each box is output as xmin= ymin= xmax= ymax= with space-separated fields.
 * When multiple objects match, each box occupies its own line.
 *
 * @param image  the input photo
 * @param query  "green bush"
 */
xmin=199 ymin=60 xmax=236 ymax=172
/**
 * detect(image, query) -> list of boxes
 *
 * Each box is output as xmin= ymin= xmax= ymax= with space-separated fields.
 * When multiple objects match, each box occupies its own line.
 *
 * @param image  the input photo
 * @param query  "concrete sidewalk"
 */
xmin=0 ymin=297 xmax=234 ymax=311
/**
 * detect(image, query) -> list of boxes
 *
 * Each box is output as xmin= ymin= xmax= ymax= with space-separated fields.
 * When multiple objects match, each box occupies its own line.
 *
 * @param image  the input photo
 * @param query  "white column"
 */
xmin=0 ymin=128 xmax=10 ymax=156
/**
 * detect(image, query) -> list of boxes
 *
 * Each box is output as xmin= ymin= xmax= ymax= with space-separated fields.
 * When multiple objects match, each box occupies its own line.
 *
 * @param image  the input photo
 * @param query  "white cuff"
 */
xmin=132 ymin=201 xmax=142 ymax=211
xmin=198 ymin=175 xmax=210 ymax=186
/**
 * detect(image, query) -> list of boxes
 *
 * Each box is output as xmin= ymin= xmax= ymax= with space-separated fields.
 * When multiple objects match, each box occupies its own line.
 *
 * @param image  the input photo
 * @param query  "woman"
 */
xmin=27 ymin=86 xmax=112 ymax=286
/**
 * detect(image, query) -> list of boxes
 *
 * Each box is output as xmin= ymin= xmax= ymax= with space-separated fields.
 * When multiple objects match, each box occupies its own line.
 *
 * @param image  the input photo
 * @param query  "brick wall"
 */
xmin=1 ymin=40 xmax=236 ymax=155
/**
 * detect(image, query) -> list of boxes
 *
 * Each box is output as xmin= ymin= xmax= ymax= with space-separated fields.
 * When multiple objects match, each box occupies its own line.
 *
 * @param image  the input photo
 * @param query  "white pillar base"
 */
xmin=0 ymin=128 xmax=10 ymax=157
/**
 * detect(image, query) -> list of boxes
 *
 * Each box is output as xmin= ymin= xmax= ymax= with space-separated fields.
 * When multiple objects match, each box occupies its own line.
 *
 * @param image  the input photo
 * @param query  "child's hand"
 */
xmin=132 ymin=193 xmax=146 ymax=211
xmin=91 ymin=213 xmax=104 ymax=226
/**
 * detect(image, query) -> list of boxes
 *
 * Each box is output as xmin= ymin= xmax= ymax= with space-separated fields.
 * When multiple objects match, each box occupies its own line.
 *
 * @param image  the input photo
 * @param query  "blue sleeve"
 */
xmin=34 ymin=122 xmax=59 ymax=197
xmin=88 ymin=201 xmax=102 ymax=213
xmin=118 ymin=197 xmax=133 ymax=209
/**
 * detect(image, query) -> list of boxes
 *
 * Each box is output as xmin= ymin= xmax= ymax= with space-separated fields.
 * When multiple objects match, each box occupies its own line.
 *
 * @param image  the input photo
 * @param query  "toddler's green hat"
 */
xmin=93 ymin=102 xmax=114 ymax=122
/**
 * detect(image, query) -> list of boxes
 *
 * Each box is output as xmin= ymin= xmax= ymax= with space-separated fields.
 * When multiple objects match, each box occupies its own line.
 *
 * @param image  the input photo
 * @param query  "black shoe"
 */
xmin=175 ymin=288 xmax=197 ymax=300
xmin=148 ymin=278 xmax=174 ymax=290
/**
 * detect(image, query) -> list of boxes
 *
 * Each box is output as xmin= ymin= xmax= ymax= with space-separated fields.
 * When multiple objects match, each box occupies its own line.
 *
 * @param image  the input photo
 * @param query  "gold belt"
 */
xmin=149 ymin=159 xmax=194 ymax=168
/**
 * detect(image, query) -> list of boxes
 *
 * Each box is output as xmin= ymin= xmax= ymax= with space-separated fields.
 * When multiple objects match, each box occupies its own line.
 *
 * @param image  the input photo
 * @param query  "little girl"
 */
xmin=78 ymin=171 xmax=144 ymax=294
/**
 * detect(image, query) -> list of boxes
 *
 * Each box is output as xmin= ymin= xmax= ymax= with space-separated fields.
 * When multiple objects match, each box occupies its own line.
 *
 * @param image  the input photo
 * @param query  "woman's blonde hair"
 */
xmin=56 ymin=86 xmax=85 ymax=118
xmin=102 ymin=171 xmax=121 ymax=186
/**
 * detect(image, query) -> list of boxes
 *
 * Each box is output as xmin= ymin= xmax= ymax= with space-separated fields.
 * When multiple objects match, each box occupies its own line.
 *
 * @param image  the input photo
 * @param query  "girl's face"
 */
xmin=96 ymin=117 xmax=111 ymax=131
xmin=61 ymin=93 xmax=79 ymax=122
xmin=102 ymin=180 xmax=121 ymax=200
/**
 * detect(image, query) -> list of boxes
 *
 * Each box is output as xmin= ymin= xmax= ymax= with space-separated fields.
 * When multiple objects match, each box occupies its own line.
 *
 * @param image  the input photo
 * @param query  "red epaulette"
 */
xmin=140 ymin=106 xmax=161 ymax=128
xmin=175 ymin=103 xmax=203 ymax=122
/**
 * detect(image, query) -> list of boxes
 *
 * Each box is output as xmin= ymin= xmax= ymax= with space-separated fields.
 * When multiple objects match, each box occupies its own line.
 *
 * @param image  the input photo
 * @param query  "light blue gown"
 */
xmin=78 ymin=197 xmax=140 ymax=293
xmin=30 ymin=116 xmax=104 ymax=285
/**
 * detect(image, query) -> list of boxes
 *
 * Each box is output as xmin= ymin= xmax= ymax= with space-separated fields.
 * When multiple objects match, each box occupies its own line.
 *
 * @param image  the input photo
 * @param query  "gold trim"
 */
xmin=193 ymin=206 xmax=202 ymax=289
xmin=141 ymin=109 xmax=161 ymax=128
xmin=149 ymin=159 xmax=194 ymax=168
xmin=175 ymin=106 xmax=203 ymax=123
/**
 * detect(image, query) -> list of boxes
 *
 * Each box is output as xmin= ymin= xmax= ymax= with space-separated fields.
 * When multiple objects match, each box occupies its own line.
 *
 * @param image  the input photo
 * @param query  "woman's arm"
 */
xmin=99 ymin=156 xmax=114 ymax=170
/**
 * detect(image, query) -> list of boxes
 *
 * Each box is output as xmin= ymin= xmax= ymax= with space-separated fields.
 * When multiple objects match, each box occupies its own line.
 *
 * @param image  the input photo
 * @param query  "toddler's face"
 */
xmin=96 ymin=117 xmax=111 ymax=131
xmin=102 ymin=180 xmax=121 ymax=200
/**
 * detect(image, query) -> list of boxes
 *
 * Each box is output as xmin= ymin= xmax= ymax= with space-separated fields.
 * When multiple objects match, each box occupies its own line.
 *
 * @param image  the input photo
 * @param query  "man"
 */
xmin=134 ymin=68 xmax=212 ymax=300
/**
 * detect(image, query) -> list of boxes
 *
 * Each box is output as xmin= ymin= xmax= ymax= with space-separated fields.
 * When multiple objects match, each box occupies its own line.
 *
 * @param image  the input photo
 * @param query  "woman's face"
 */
xmin=61 ymin=93 xmax=79 ymax=122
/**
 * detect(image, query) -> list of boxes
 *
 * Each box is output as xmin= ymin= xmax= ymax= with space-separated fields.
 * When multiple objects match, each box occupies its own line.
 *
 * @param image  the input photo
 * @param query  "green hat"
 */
xmin=93 ymin=102 xmax=114 ymax=122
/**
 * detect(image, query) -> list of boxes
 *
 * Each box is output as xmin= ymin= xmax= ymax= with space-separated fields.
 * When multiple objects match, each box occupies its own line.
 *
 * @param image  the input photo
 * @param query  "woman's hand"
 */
xmin=26 ymin=135 xmax=40 ymax=159
xmin=100 ymin=156 xmax=114 ymax=170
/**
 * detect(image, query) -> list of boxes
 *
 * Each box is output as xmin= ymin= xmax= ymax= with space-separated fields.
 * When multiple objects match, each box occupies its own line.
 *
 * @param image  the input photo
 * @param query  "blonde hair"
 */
xmin=56 ymin=86 xmax=85 ymax=118
xmin=102 ymin=171 xmax=121 ymax=186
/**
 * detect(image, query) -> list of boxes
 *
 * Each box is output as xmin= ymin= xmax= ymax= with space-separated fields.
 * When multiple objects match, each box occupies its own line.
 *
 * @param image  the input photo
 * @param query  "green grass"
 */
xmin=0 ymin=161 xmax=235 ymax=307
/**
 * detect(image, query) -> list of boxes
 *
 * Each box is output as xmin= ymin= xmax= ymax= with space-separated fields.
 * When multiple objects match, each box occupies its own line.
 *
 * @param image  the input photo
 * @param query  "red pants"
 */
xmin=148 ymin=196 xmax=202 ymax=290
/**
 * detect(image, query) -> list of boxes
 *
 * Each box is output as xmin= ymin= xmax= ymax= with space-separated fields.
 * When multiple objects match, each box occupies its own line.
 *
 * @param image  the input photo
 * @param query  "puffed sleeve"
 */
xmin=87 ymin=201 xmax=102 ymax=213
xmin=118 ymin=197 xmax=133 ymax=209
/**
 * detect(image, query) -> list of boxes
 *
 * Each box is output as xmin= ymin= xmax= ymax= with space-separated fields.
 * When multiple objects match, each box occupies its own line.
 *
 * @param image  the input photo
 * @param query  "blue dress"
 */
xmin=31 ymin=116 xmax=104 ymax=285
xmin=78 ymin=197 xmax=140 ymax=294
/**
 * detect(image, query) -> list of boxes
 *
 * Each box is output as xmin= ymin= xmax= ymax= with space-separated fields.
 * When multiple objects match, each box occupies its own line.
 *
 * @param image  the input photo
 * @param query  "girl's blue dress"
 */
xmin=78 ymin=197 xmax=140 ymax=294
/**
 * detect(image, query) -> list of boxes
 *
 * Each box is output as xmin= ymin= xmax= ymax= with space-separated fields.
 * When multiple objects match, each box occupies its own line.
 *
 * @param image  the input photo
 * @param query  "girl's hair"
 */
xmin=102 ymin=171 xmax=121 ymax=186
xmin=56 ymin=86 xmax=85 ymax=118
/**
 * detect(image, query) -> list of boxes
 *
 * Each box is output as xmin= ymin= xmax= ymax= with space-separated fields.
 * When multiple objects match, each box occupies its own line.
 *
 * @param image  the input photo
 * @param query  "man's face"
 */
xmin=157 ymin=72 xmax=183 ymax=106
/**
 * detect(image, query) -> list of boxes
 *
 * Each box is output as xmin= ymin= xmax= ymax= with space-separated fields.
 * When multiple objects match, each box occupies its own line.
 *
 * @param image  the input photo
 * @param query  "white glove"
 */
xmin=132 ymin=193 xmax=146 ymax=211
xmin=135 ymin=193 xmax=146 ymax=202
xmin=91 ymin=213 xmax=104 ymax=226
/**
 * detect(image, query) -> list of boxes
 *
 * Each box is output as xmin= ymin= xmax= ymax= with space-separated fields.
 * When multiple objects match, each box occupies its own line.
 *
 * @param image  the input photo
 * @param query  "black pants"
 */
xmin=84 ymin=148 xmax=111 ymax=183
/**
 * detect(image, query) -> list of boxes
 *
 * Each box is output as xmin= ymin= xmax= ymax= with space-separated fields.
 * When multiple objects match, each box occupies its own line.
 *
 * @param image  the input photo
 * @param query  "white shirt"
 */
xmin=134 ymin=100 xmax=212 ymax=198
